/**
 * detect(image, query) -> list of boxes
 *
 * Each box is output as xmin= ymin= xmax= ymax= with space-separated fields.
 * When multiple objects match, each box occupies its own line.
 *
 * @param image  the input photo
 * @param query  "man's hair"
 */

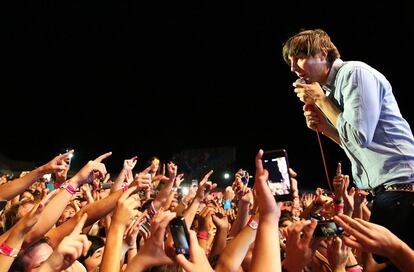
xmin=10 ymin=236 xmax=51 ymax=272
xmin=282 ymin=29 xmax=340 ymax=66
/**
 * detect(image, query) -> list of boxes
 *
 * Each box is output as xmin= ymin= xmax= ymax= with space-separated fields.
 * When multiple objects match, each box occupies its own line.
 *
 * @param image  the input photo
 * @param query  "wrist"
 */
xmin=60 ymin=182 xmax=77 ymax=195
xmin=0 ymin=242 xmax=20 ymax=258
xmin=197 ymin=230 xmax=209 ymax=240
xmin=247 ymin=216 xmax=258 ymax=230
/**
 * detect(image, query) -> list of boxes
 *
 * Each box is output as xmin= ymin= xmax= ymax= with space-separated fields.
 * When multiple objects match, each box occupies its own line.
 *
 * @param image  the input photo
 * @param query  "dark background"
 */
xmin=1 ymin=0 xmax=413 ymax=190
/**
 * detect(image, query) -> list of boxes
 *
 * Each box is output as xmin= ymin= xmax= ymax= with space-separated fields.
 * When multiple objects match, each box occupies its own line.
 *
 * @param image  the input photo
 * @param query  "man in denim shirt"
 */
xmin=282 ymin=29 xmax=414 ymax=266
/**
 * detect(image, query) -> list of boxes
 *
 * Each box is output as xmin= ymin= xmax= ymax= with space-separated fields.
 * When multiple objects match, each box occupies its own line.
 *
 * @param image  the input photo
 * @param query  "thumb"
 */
xmin=176 ymin=254 xmax=192 ymax=271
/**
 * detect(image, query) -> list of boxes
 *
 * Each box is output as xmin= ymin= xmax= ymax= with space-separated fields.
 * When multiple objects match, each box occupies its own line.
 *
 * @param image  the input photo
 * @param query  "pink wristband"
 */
xmin=121 ymin=183 xmax=129 ymax=192
xmin=0 ymin=242 xmax=19 ymax=258
xmin=61 ymin=183 xmax=76 ymax=195
xmin=334 ymin=202 xmax=344 ymax=213
xmin=197 ymin=231 xmax=209 ymax=240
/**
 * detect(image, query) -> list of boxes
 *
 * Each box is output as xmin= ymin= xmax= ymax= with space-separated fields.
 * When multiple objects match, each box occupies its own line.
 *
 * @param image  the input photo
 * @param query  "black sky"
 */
xmin=1 ymin=0 xmax=413 ymax=189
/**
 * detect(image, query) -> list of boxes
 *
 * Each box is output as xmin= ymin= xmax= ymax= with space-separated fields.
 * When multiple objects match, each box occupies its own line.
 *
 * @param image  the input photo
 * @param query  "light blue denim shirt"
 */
xmin=325 ymin=59 xmax=414 ymax=189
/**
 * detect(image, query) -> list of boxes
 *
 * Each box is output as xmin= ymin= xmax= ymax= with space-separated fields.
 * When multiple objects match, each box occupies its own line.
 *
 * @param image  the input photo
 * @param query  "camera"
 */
xmin=240 ymin=170 xmax=250 ymax=186
xmin=313 ymin=220 xmax=344 ymax=237
xmin=262 ymin=149 xmax=293 ymax=202
xmin=169 ymin=216 xmax=190 ymax=258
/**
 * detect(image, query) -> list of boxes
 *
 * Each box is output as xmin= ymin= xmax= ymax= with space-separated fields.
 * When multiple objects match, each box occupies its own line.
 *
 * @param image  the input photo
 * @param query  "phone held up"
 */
xmin=313 ymin=220 xmax=344 ymax=237
xmin=169 ymin=216 xmax=190 ymax=258
xmin=262 ymin=149 xmax=293 ymax=202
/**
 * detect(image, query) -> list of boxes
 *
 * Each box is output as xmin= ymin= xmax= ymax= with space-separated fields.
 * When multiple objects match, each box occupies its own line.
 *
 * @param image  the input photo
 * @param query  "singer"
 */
xmin=282 ymin=28 xmax=414 ymax=267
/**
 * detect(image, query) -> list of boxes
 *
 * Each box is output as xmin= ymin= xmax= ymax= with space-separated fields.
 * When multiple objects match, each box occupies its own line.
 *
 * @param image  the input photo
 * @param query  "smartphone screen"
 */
xmin=262 ymin=149 xmax=293 ymax=202
xmin=313 ymin=220 xmax=344 ymax=237
xmin=169 ymin=216 xmax=190 ymax=258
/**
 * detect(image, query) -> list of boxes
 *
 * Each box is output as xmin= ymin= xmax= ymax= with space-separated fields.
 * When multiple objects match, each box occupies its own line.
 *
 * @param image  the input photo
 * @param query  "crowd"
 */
xmin=0 ymin=148 xmax=412 ymax=272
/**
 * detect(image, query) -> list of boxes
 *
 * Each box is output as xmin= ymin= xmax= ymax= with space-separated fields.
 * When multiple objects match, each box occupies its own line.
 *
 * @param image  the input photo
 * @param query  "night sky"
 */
xmin=1 ymin=0 xmax=413 ymax=190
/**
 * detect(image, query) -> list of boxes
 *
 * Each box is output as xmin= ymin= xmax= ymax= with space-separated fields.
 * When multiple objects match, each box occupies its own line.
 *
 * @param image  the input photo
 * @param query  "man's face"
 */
xmin=288 ymin=52 xmax=329 ymax=84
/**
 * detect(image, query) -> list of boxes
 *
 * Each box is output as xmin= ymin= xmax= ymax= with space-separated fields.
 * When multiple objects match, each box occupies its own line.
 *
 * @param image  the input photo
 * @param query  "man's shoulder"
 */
xmin=337 ymin=60 xmax=390 ymax=87
xmin=340 ymin=60 xmax=372 ymax=72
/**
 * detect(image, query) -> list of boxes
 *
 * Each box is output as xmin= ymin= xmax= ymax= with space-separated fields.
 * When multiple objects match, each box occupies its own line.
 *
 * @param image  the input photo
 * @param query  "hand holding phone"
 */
xmin=262 ymin=149 xmax=293 ymax=202
xmin=313 ymin=220 xmax=344 ymax=237
xmin=169 ymin=216 xmax=190 ymax=258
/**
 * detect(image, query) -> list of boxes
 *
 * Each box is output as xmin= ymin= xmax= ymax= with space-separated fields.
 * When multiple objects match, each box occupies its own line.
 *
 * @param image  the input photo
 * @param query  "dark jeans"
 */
xmin=370 ymin=191 xmax=414 ymax=267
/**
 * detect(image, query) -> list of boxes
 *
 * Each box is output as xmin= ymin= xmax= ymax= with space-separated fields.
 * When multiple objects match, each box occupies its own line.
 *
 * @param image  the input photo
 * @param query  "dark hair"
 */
xmin=282 ymin=29 xmax=340 ymax=66
xmin=10 ymin=236 xmax=51 ymax=272
xmin=3 ymin=199 xmax=35 ymax=231
xmin=78 ymin=235 xmax=105 ymax=265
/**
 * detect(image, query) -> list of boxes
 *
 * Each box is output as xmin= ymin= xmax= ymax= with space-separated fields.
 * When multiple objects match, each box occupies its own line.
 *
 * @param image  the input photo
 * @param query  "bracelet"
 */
xmin=247 ymin=216 xmax=258 ymax=230
xmin=334 ymin=202 xmax=344 ymax=213
xmin=0 ymin=242 xmax=19 ymax=258
xmin=197 ymin=231 xmax=209 ymax=240
xmin=121 ymin=183 xmax=129 ymax=192
xmin=61 ymin=183 xmax=77 ymax=195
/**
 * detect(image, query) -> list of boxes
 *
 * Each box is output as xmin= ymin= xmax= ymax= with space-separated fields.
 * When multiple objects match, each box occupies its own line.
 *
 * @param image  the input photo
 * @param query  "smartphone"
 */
xmin=240 ymin=170 xmax=250 ymax=186
xmin=313 ymin=220 xmax=344 ymax=237
xmin=191 ymin=179 xmax=198 ymax=187
xmin=262 ymin=149 xmax=293 ymax=202
xmin=169 ymin=216 xmax=190 ymax=258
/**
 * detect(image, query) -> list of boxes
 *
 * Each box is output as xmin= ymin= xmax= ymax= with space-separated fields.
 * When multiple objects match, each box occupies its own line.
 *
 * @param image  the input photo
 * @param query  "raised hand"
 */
xmin=254 ymin=149 xmax=280 ymax=218
xmin=124 ymin=156 xmax=138 ymax=183
xmin=112 ymin=186 xmax=141 ymax=229
xmin=174 ymin=173 xmax=185 ymax=188
xmin=283 ymin=219 xmax=318 ymax=272
xmin=133 ymin=172 xmax=152 ymax=191
xmin=196 ymin=170 xmax=216 ymax=201
xmin=176 ymin=230 xmax=214 ymax=272
xmin=70 ymin=152 xmax=111 ymax=186
xmin=125 ymin=211 xmax=177 ymax=272
xmin=326 ymin=236 xmax=349 ymax=270
xmin=40 ymin=150 xmax=74 ymax=182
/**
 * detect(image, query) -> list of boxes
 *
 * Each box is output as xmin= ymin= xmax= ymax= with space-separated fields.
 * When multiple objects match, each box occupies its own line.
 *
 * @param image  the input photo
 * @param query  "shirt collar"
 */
xmin=324 ymin=58 xmax=344 ymax=94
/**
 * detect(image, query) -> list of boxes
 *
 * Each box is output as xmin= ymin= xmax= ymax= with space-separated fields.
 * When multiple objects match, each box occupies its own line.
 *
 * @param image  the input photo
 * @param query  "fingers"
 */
xmin=288 ymin=220 xmax=313 ymax=244
xmin=94 ymin=152 xmax=112 ymax=163
xmin=336 ymin=162 xmax=342 ymax=175
xmin=301 ymin=220 xmax=318 ymax=245
xmin=334 ymin=214 xmax=372 ymax=243
xmin=200 ymin=170 xmax=214 ymax=185
xmin=187 ymin=230 xmax=199 ymax=259
xmin=72 ymin=213 xmax=88 ymax=235
xmin=176 ymin=253 xmax=192 ymax=271
xmin=255 ymin=149 xmax=264 ymax=173
xmin=119 ymin=186 xmax=139 ymax=202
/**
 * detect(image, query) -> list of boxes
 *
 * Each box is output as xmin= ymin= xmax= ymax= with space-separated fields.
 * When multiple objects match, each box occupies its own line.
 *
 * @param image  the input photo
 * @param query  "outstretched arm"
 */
xmin=0 ymin=151 xmax=72 ymax=201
